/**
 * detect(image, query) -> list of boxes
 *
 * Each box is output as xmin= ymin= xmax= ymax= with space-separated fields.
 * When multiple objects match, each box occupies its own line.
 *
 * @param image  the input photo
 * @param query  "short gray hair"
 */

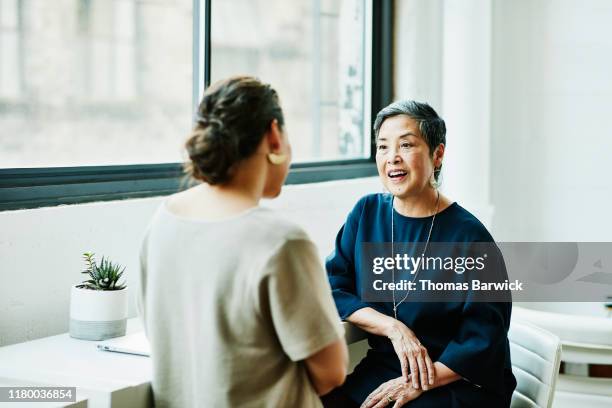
xmin=373 ymin=100 xmax=446 ymax=181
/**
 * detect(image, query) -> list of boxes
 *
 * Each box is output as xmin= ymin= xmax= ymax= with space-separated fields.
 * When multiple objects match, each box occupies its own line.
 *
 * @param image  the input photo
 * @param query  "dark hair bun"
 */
xmin=183 ymin=76 xmax=284 ymax=185
xmin=184 ymin=119 xmax=239 ymax=185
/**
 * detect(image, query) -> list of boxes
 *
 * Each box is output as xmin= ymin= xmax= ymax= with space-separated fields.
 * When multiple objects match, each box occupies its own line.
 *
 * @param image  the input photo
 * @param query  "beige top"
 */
xmin=137 ymin=201 xmax=344 ymax=408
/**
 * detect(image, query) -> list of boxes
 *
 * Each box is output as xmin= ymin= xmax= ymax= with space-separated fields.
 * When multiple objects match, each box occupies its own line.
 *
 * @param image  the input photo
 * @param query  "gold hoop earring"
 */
xmin=430 ymin=167 xmax=440 ymax=189
xmin=267 ymin=153 xmax=287 ymax=165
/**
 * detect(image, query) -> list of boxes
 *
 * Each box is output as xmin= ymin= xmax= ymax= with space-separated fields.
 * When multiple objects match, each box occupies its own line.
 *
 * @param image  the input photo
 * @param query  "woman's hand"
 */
xmin=360 ymin=376 xmax=423 ymax=408
xmin=384 ymin=319 xmax=435 ymax=390
xmin=346 ymin=308 xmax=436 ymax=390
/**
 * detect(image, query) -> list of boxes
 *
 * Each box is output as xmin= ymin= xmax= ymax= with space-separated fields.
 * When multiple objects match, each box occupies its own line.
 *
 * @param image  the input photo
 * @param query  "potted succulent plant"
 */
xmin=69 ymin=252 xmax=128 ymax=340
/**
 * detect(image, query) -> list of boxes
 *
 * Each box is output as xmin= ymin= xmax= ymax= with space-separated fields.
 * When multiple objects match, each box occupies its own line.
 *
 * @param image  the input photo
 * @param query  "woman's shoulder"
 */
xmin=443 ymin=203 xmax=494 ymax=242
xmin=249 ymin=208 xmax=311 ymax=243
xmin=349 ymin=193 xmax=390 ymax=215
xmin=360 ymin=192 xmax=391 ymax=205
xmin=248 ymin=210 xmax=322 ymax=276
xmin=156 ymin=198 xmax=311 ymax=247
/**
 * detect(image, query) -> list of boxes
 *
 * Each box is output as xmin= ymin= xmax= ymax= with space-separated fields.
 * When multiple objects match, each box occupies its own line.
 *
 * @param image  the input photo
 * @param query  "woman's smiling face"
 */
xmin=375 ymin=114 xmax=437 ymax=199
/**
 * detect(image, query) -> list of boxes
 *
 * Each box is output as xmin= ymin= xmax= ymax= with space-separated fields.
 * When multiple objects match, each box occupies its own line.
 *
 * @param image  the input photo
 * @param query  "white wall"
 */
xmin=394 ymin=0 xmax=443 ymax=109
xmin=490 ymin=0 xmax=612 ymax=241
xmin=395 ymin=0 xmax=612 ymax=242
xmin=0 ymin=177 xmax=381 ymax=346
xmin=395 ymin=0 xmax=495 ymax=228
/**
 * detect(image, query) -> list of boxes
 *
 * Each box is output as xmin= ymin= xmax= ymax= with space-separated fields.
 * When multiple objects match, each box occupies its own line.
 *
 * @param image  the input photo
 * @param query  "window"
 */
xmin=77 ymin=0 xmax=139 ymax=103
xmin=0 ymin=0 xmax=391 ymax=211
xmin=0 ymin=0 xmax=23 ymax=100
xmin=0 ymin=0 xmax=192 ymax=169
xmin=209 ymin=0 xmax=370 ymax=162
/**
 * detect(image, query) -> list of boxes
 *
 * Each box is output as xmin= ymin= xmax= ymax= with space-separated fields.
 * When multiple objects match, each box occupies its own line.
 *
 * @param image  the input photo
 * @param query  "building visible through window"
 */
xmin=77 ymin=0 xmax=139 ymax=103
xmin=0 ymin=0 xmax=23 ymax=99
xmin=210 ymin=0 xmax=369 ymax=162
xmin=0 ymin=0 xmax=370 ymax=168
xmin=0 ymin=0 xmax=192 ymax=168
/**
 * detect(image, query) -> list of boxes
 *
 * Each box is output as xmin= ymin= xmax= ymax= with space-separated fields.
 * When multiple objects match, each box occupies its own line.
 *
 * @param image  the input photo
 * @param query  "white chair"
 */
xmin=509 ymin=320 xmax=562 ymax=408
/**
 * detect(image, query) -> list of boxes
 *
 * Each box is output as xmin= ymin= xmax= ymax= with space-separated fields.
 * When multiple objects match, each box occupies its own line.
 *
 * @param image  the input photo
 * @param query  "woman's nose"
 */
xmin=387 ymin=150 xmax=401 ymax=164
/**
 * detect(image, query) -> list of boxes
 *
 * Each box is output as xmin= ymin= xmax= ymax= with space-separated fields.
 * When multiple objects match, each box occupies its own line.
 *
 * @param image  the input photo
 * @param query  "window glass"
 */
xmin=210 ymin=0 xmax=369 ymax=162
xmin=0 ymin=0 xmax=192 ymax=168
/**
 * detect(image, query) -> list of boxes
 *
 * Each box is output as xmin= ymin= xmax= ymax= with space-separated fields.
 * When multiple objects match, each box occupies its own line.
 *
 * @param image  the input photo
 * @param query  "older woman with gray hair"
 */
xmin=323 ymin=101 xmax=516 ymax=407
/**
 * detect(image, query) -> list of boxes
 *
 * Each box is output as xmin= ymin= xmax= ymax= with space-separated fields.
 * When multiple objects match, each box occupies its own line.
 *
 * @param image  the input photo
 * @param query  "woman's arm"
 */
xmin=304 ymin=338 xmax=349 ymax=396
xmin=429 ymin=362 xmax=461 ymax=389
xmin=345 ymin=306 xmax=393 ymax=336
xmin=435 ymin=244 xmax=513 ymax=392
xmin=347 ymin=307 xmax=435 ymax=390
xmin=326 ymin=198 xmax=373 ymax=320
xmin=264 ymin=238 xmax=349 ymax=396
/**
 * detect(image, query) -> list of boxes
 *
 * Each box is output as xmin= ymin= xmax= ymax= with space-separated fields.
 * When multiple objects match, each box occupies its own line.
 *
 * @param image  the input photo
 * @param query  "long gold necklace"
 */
xmin=391 ymin=189 xmax=440 ymax=320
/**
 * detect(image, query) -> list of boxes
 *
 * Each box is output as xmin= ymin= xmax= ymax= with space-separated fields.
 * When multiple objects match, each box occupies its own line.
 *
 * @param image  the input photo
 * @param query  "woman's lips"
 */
xmin=387 ymin=169 xmax=407 ymax=183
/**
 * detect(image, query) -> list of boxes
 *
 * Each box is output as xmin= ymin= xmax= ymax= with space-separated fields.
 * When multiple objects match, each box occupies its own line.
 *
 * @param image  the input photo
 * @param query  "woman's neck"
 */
xmin=208 ymin=185 xmax=260 ymax=207
xmin=393 ymin=188 xmax=441 ymax=218
xmin=206 ymin=165 xmax=265 ymax=209
xmin=169 ymin=160 xmax=266 ymax=220
xmin=218 ymin=154 xmax=269 ymax=203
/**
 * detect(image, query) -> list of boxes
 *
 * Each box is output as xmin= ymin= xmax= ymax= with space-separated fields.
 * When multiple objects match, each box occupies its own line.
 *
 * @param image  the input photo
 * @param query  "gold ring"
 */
xmin=386 ymin=395 xmax=394 ymax=403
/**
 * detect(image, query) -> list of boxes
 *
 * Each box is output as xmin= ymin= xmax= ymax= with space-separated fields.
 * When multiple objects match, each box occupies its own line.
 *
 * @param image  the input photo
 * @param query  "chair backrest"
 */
xmin=509 ymin=320 xmax=562 ymax=408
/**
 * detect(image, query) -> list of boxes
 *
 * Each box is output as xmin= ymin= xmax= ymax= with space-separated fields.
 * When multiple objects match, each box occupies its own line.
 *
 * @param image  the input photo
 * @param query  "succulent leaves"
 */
xmin=77 ymin=252 xmax=127 ymax=291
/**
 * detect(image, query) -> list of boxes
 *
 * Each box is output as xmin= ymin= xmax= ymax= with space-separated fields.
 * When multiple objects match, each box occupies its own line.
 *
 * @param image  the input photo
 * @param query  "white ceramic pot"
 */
xmin=69 ymin=285 xmax=128 ymax=340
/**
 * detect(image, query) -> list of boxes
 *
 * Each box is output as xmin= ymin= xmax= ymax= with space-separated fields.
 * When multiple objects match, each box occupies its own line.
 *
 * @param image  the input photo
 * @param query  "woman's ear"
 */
xmin=266 ymin=119 xmax=283 ymax=153
xmin=434 ymin=143 xmax=445 ymax=167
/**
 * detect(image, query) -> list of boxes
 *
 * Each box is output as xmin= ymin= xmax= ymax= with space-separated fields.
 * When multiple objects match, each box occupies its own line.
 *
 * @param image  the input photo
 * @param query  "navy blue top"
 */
xmin=326 ymin=193 xmax=516 ymax=406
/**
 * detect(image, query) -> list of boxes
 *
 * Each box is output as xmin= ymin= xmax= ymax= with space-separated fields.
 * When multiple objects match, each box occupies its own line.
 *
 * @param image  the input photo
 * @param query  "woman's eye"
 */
xmin=401 ymin=143 xmax=413 ymax=148
xmin=377 ymin=145 xmax=387 ymax=150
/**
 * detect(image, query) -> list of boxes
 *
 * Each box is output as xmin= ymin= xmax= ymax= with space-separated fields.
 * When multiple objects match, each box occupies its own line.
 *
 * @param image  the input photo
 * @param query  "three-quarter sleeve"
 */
xmin=437 ymin=300 xmax=511 ymax=392
xmin=437 ymin=242 xmax=512 ymax=393
xmin=326 ymin=198 xmax=370 ymax=320
xmin=262 ymin=238 xmax=345 ymax=362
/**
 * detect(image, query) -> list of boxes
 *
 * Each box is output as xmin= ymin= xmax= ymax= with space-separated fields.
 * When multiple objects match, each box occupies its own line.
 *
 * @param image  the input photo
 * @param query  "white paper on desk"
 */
xmin=97 ymin=332 xmax=151 ymax=357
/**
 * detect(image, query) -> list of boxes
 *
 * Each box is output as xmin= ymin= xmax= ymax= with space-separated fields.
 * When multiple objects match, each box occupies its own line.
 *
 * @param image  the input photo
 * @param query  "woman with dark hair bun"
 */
xmin=137 ymin=76 xmax=348 ymax=408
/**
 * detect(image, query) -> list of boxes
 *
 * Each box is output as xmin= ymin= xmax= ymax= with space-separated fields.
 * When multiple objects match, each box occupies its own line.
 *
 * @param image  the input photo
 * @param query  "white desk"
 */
xmin=0 ymin=318 xmax=152 ymax=408
xmin=0 ymin=320 xmax=366 ymax=408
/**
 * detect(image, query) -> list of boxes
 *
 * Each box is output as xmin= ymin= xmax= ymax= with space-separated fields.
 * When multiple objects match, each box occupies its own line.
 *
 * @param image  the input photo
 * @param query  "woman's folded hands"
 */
xmin=347 ymin=308 xmax=436 ymax=391
xmin=384 ymin=319 xmax=435 ymax=391
xmin=360 ymin=375 xmax=422 ymax=408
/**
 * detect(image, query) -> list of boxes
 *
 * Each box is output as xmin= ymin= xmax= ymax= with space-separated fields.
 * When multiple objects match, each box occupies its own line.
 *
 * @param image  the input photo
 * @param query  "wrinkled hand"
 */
xmin=360 ymin=376 xmax=423 ymax=408
xmin=385 ymin=320 xmax=435 ymax=390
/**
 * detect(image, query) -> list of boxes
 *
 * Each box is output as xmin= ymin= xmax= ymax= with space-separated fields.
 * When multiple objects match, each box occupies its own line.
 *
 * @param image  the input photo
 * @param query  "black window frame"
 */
xmin=0 ymin=0 xmax=392 ymax=212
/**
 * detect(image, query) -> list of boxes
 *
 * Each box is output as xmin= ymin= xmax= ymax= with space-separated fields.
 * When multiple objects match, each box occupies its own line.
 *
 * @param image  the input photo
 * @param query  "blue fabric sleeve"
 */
xmin=437 ymin=300 xmax=511 ymax=392
xmin=437 ymin=242 xmax=512 ymax=393
xmin=326 ymin=197 xmax=370 ymax=320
